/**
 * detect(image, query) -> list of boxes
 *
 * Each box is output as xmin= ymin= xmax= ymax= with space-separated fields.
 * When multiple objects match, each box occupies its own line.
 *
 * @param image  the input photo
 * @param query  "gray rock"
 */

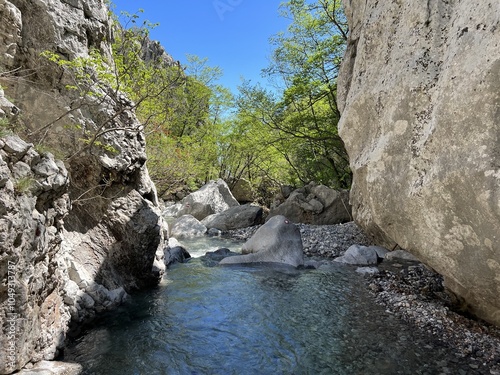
xmin=201 ymin=204 xmax=263 ymax=231
xmin=11 ymin=160 xmax=32 ymax=179
xmin=2 ymin=135 xmax=32 ymax=160
xmin=207 ymin=227 xmax=222 ymax=237
xmin=106 ymin=287 xmax=127 ymax=309
xmin=163 ymin=202 xmax=182 ymax=217
xmin=385 ymin=250 xmax=420 ymax=262
xmin=79 ymin=292 xmax=95 ymax=309
xmin=356 ymin=266 xmax=380 ymax=275
xmin=338 ymin=0 xmax=500 ymax=325
xmin=220 ymin=215 xmax=304 ymax=267
xmin=16 ymin=361 xmax=82 ymax=375
xmin=93 ymin=190 xmax=167 ymax=289
xmin=165 ymin=246 xmax=191 ymax=267
xmin=68 ymin=260 xmax=93 ymax=289
xmin=178 ymin=179 xmax=239 ymax=220
xmin=334 ymin=244 xmax=378 ymax=266
xmin=269 ymin=182 xmax=352 ymax=225
xmin=0 ymin=136 xmax=72 ymax=373
xmin=32 ymin=155 xmax=60 ymax=177
xmin=63 ymin=280 xmax=81 ymax=306
xmin=0 ymin=156 xmax=10 ymax=187
xmin=0 ymin=0 xmax=170 ymax=371
xmin=0 ymin=0 xmax=22 ymax=69
xmin=231 ymin=178 xmax=255 ymax=202
xmin=303 ymin=259 xmax=322 ymax=269
xmin=370 ymin=246 xmax=390 ymax=260
xmin=168 ymin=237 xmax=183 ymax=248
xmin=201 ymin=248 xmax=239 ymax=265
xmin=86 ymin=283 xmax=111 ymax=305
xmin=170 ymin=214 xmax=207 ymax=238
xmin=338 ymin=0 xmax=500 ymax=326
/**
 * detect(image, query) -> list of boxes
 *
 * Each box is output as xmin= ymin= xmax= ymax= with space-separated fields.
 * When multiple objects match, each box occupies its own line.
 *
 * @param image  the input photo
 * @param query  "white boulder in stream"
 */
xmin=220 ymin=215 xmax=304 ymax=267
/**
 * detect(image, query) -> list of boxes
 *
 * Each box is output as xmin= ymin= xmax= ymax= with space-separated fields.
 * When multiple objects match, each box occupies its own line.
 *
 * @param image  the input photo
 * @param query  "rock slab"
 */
xmin=201 ymin=204 xmax=263 ymax=231
xmin=338 ymin=0 xmax=500 ymax=325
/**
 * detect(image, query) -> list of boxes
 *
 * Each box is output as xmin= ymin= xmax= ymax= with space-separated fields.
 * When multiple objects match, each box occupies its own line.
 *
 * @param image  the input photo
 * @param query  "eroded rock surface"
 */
xmin=179 ymin=179 xmax=240 ymax=220
xmin=338 ymin=0 xmax=500 ymax=325
xmin=220 ymin=215 xmax=304 ymax=267
xmin=0 ymin=0 xmax=168 ymax=373
xmin=0 ymin=136 xmax=71 ymax=374
xmin=269 ymin=183 xmax=352 ymax=225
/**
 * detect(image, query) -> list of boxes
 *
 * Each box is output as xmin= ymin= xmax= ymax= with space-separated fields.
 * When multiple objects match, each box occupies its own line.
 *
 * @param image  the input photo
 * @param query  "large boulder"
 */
xmin=201 ymin=204 xmax=263 ymax=231
xmin=164 ymin=238 xmax=191 ymax=267
xmin=269 ymin=183 xmax=352 ymax=225
xmin=68 ymin=190 xmax=167 ymax=291
xmin=177 ymin=179 xmax=239 ymax=220
xmin=231 ymin=178 xmax=255 ymax=203
xmin=170 ymin=214 xmax=207 ymax=238
xmin=338 ymin=0 xmax=500 ymax=325
xmin=219 ymin=215 xmax=304 ymax=267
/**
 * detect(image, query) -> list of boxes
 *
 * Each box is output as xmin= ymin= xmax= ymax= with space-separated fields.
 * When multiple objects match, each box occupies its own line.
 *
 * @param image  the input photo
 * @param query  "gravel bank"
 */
xmin=367 ymin=263 xmax=500 ymax=375
xmin=225 ymin=221 xmax=500 ymax=374
xmin=226 ymin=221 xmax=372 ymax=257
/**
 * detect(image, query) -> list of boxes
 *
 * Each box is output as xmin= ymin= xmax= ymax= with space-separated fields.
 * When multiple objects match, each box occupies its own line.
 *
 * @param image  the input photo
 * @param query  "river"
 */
xmin=64 ymin=237 xmax=473 ymax=374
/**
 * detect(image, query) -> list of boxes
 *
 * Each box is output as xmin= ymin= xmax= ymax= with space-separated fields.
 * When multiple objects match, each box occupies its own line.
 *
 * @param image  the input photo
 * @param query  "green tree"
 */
xmin=234 ymin=0 xmax=351 ymax=190
xmin=112 ymin=20 xmax=233 ymax=196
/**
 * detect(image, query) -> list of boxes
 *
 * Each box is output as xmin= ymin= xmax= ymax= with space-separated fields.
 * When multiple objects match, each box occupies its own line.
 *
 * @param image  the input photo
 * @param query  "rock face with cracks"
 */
xmin=0 ymin=1 xmax=168 ymax=373
xmin=338 ymin=0 xmax=500 ymax=326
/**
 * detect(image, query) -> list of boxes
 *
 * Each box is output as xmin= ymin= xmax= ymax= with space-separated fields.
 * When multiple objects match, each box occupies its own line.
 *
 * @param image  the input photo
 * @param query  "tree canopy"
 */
xmin=109 ymin=1 xmax=350 ymax=201
xmin=37 ymin=1 xmax=349 ymax=202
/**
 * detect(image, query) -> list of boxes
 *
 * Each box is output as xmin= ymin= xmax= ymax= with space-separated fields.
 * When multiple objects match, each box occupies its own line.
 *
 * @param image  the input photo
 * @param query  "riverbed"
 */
xmin=63 ymin=237 xmax=485 ymax=375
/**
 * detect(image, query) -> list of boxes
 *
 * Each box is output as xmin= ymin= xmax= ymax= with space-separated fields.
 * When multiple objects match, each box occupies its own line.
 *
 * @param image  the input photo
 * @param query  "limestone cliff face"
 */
xmin=0 ymin=134 xmax=71 ymax=373
xmin=0 ymin=0 xmax=167 ymax=373
xmin=338 ymin=0 xmax=500 ymax=325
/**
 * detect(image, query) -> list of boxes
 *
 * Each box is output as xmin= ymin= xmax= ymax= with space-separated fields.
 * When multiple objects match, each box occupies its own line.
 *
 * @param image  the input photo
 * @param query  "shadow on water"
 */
xmin=64 ymin=242 xmax=474 ymax=375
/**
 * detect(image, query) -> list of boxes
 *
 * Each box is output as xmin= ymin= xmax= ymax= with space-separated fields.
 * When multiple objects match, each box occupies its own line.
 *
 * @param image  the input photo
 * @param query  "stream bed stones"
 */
xmin=225 ymin=221 xmax=500 ymax=374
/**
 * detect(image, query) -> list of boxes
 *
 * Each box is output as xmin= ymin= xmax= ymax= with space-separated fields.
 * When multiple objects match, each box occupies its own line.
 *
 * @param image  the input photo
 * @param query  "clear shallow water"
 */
xmin=65 ymin=238 xmax=470 ymax=375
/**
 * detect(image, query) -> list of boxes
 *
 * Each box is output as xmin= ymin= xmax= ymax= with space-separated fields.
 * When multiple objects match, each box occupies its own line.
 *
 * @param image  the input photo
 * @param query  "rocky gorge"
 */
xmin=0 ymin=0 xmax=499 ymax=374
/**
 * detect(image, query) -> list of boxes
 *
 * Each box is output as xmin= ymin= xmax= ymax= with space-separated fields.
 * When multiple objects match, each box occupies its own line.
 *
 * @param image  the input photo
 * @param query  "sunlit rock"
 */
xmin=338 ymin=0 xmax=500 ymax=325
xmin=220 ymin=215 xmax=304 ymax=267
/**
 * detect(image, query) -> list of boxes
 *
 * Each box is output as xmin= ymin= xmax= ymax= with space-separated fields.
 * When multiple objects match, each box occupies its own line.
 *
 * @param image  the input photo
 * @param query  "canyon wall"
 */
xmin=338 ymin=0 xmax=500 ymax=325
xmin=0 ymin=0 xmax=167 ymax=373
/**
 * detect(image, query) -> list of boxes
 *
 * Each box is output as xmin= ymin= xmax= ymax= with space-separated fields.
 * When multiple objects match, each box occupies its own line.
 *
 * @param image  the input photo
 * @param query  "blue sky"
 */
xmin=110 ymin=1 xmax=291 ymax=94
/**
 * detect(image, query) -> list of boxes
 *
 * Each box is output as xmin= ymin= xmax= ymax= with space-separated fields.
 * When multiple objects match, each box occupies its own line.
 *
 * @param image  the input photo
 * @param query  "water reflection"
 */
xmin=65 ymin=243 xmax=470 ymax=375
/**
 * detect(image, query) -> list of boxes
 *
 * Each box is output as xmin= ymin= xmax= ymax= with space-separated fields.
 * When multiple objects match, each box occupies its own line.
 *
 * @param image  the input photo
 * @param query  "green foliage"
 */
xmin=110 ymin=12 xmax=233 ymax=195
xmin=120 ymin=0 xmax=351 ymax=197
xmin=0 ymin=117 xmax=13 ymax=137
xmin=14 ymin=176 xmax=35 ymax=195
xmin=39 ymin=47 xmax=123 ymax=159
xmin=232 ymin=0 xmax=351 ymax=189
xmin=40 ymin=49 xmax=115 ymax=96
xmin=79 ymin=138 xmax=118 ymax=154
xmin=35 ymin=3 xmax=350 ymax=200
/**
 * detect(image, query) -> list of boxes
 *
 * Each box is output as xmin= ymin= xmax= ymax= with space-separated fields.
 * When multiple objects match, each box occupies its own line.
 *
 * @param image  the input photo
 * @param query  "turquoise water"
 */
xmin=65 ymin=239 xmax=472 ymax=375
